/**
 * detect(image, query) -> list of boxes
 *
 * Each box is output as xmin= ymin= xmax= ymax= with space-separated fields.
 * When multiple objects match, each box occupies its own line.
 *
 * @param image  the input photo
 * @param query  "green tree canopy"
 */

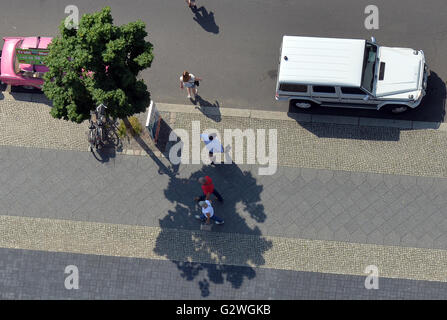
xmin=43 ymin=6 xmax=154 ymax=123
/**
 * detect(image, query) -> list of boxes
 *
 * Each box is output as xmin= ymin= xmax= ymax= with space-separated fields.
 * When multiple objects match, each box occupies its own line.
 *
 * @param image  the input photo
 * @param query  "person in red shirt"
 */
xmin=194 ymin=176 xmax=224 ymax=203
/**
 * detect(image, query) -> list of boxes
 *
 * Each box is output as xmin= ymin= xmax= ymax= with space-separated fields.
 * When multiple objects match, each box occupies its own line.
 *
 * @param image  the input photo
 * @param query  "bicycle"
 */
xmin=88 ymin=103 xmax=117 ymax=151
xmin=95 ymin=104 xmax=107 ymax=144
xmin=88 ymin=111 xmax=102 ymax=151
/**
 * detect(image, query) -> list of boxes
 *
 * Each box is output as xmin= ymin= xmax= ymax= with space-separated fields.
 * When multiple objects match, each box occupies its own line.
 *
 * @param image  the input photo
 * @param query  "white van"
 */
xmin=275 ymin=36 xmax=428 ymax=113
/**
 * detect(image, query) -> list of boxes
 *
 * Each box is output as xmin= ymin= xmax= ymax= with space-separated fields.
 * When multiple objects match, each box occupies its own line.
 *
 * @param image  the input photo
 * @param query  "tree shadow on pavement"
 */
xmin=192 ymin=6 xmax=219 ymax=34
xmin=153 ymin=163 xmax=270 ymax=297
xmin=193 ymin=94 xmax=222 ymax=122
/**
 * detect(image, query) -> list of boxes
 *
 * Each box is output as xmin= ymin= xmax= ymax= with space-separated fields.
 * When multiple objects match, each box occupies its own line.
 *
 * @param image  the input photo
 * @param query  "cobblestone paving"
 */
xmin=1 ymin=248 xmax=446 ymax=299
xmin=2 ymin=97 xmax=447 ymax=299
xmin=2 ymin=97 xmax=447 ymax=177
xmin=168 ymin=109 xmax=447 ymax=178
xmin=1 ymin=215 xmax=447 ymax=283
xmin=1 ymin=146 xmax=447 ymax=250
xmin=0 ymin=95 xmax=88 ymax=152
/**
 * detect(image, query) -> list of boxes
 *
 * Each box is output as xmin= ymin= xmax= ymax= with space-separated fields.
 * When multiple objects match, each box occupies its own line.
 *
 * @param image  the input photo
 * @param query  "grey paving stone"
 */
xmin=333 ymin=227 xmax=351 ymax=242
xmin=2 ymin=146 xmax=447 ymax=251
xmin=349 ymin=229 xmax=368 ymax=243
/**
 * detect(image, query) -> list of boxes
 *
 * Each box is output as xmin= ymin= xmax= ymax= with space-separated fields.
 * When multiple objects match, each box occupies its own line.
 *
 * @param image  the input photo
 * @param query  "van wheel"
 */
xmin=380 ymin=105 xmax=409 ymax=114
xmin=291 ymin=99 xmax=313 ymax=109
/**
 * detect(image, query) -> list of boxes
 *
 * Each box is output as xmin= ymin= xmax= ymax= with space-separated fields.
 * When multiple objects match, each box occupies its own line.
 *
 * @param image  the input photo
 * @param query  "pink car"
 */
xmin=0 ymin=36 xmax=52 ymax=89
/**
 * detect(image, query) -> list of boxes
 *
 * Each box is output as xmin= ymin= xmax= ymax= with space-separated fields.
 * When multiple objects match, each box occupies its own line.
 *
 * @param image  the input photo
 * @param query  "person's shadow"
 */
xmin=192 ymin=6 xmax=219 ymax=34
xmin=193 ymin=94 xmax=222 ymax=122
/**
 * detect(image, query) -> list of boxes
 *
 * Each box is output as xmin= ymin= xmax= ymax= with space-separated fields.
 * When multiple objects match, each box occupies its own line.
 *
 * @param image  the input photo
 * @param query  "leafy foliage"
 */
xmin=118 ymin=116 xmax=143 ymax=137
xmin=42 ymin=7 xmax=154 ymax=123
xmin=117 ymin=120 xmax=127 ymax=138
xmin=128 ymin=116 xmax=143 ymax=136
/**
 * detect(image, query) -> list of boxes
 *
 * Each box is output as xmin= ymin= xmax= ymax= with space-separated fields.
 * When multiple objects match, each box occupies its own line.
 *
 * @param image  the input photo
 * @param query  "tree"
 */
xmin=42 ymin=6 xmax=154 ymax=123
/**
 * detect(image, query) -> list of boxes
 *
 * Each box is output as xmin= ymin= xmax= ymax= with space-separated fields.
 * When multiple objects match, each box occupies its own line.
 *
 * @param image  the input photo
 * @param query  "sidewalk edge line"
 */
xmin=155 ymin=102 xmax=444 ymax=130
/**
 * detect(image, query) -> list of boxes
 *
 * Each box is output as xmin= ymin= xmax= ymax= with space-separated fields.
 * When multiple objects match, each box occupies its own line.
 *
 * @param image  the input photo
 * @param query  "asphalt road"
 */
xmin=1 ymin=0 xmax=446 ymax=121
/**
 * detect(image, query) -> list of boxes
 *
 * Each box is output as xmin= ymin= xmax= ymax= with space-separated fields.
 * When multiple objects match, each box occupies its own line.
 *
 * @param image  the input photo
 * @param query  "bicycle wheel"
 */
xmin=97 ymin=126 xmax=105 ymax=144
xmin=95 ymin=127 xmax=103 ymax=149
xmin=88 ymin=130 xmax=95 ymax=147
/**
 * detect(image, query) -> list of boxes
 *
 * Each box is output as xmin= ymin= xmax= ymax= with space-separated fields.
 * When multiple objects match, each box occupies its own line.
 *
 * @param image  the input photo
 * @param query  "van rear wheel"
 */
xmin=380 ymin=105 xmax=409 ymax=114
xmin=290 ymin=99 xmax=314 ymax=109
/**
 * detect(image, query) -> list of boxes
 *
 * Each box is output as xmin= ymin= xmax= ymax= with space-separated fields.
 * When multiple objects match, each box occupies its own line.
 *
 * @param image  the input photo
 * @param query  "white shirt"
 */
xmin=200 ymin=134 xmax=224 ymax=153
xmin=180 ymin=74 xmax=195 ymax=88
xmin=201 ymin=200 xmax=214 ymax=218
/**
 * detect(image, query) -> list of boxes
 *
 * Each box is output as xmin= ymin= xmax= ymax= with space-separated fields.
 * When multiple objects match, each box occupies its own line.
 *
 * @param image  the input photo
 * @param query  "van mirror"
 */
xmin=363 ymin=95 xmax=370 ymax=101
xmin=370 ymin=37 xmax=376 ymax=44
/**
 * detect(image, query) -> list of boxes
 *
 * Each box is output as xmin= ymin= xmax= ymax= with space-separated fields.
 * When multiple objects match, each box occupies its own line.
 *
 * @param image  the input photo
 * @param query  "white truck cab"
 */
xmin=275 ymin=35 xmax=428 ymax=113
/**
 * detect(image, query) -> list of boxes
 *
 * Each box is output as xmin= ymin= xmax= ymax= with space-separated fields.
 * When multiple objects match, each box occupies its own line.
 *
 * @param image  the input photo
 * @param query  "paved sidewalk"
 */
xmin=2 ymin=247 xmax=446 ymax=299
xmin=2 ymin=214 xmax=447 ymax=283
xmin=2 ymin=95 xmax=447 ymax=298
xmin=2 ymin=96 xmax=447 ymax=177
xmin=159 ymin=103 xmax=447 ymax=178
xmin=1 ymin=146 xmax=447 ymax=250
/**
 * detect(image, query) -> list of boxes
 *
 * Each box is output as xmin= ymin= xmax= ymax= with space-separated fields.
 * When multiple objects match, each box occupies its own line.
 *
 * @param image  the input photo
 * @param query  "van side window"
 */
xmin=341 ymin=87 xmax=365 ymax=95
xmin=312 ymin=86 xmax=336 ymax=93
xmin=279 ymin=83 xmax=307 ymax=92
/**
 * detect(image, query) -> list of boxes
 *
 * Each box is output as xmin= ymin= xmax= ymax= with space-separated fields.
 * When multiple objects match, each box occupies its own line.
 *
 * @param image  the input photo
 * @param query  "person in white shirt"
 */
xmin=180 ymin=70 xmax=202 ymax=99
xmin=200 ymin=133 xmax=224 ymax=165
xmin=195 ymin=200 xmax=224 ymax=225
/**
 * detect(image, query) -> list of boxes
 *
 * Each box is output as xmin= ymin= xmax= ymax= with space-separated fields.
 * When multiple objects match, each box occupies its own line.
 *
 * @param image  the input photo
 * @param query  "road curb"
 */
xmin=156 ymin=102 xmax=446 ymax=130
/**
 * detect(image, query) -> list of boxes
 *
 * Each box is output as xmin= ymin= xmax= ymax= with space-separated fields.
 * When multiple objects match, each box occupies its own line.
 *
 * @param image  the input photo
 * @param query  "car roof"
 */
xmin=278 ymin=36 xmax=366 ymax=88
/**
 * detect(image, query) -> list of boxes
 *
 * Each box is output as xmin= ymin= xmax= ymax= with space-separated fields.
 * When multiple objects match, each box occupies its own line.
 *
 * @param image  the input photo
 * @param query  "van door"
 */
xmin=311 ymin=85 xmax=339 ymax=103
xmin=275 ymin=44 xmax=282 ymax=93
xmin=339 ymin=87 xmax=378 ymax=108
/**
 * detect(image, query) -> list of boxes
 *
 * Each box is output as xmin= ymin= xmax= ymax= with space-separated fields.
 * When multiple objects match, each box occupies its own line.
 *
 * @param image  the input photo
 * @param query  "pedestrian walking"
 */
xmin=200 ymin=133 xmax=224 ymax=165
xmin=194 ymin=176 xmax=224 ymax=203
xmin=195 ymin=200 xmax=224 ymax=225
xmin=180 ymin=71 xmax=202 ymax=99
xmin=185 ymin=0 xmax=197 ymax=10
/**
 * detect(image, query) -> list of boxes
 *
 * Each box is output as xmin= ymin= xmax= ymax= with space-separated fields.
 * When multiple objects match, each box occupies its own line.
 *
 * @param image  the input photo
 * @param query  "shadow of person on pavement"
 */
xmin=192 ymin=6 xmax=219 ymax=34
xmin=193 ymin=94 xmax=222 ymax=122
xmin=153 ymin=163 xmax=270 ymax=297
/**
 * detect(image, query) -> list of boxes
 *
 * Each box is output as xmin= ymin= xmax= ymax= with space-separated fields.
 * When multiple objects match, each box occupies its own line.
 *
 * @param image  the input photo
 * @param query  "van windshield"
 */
xmin=361 ymin=43 xmax=377 ymax=94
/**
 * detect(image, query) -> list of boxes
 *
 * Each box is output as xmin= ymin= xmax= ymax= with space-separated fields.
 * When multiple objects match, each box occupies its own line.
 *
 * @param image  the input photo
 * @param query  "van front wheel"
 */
xmin=380 ymin=105 xmax=409 ymax=114
xmin=291 ymin=99 xmax=314 ymax=109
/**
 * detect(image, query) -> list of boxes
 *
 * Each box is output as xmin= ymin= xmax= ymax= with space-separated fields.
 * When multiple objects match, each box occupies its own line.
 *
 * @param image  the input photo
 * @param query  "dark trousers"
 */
xmin=198 ymin=189 xmax=224 ymax=202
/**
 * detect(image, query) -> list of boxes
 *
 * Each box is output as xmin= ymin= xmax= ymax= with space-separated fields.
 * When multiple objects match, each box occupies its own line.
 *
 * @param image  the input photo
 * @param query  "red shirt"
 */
xmin=201 ymin=176 xmax=214 ymax=195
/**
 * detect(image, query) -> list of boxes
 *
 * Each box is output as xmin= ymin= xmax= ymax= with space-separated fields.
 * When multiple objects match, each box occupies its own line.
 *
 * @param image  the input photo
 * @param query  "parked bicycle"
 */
xmin=96 ymin=103 xmax=107 ymax=143
xmin=88 ymin=112 xmax=101 ymax=151
xmin=88 ymin=103 xmax=108 ymax=151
